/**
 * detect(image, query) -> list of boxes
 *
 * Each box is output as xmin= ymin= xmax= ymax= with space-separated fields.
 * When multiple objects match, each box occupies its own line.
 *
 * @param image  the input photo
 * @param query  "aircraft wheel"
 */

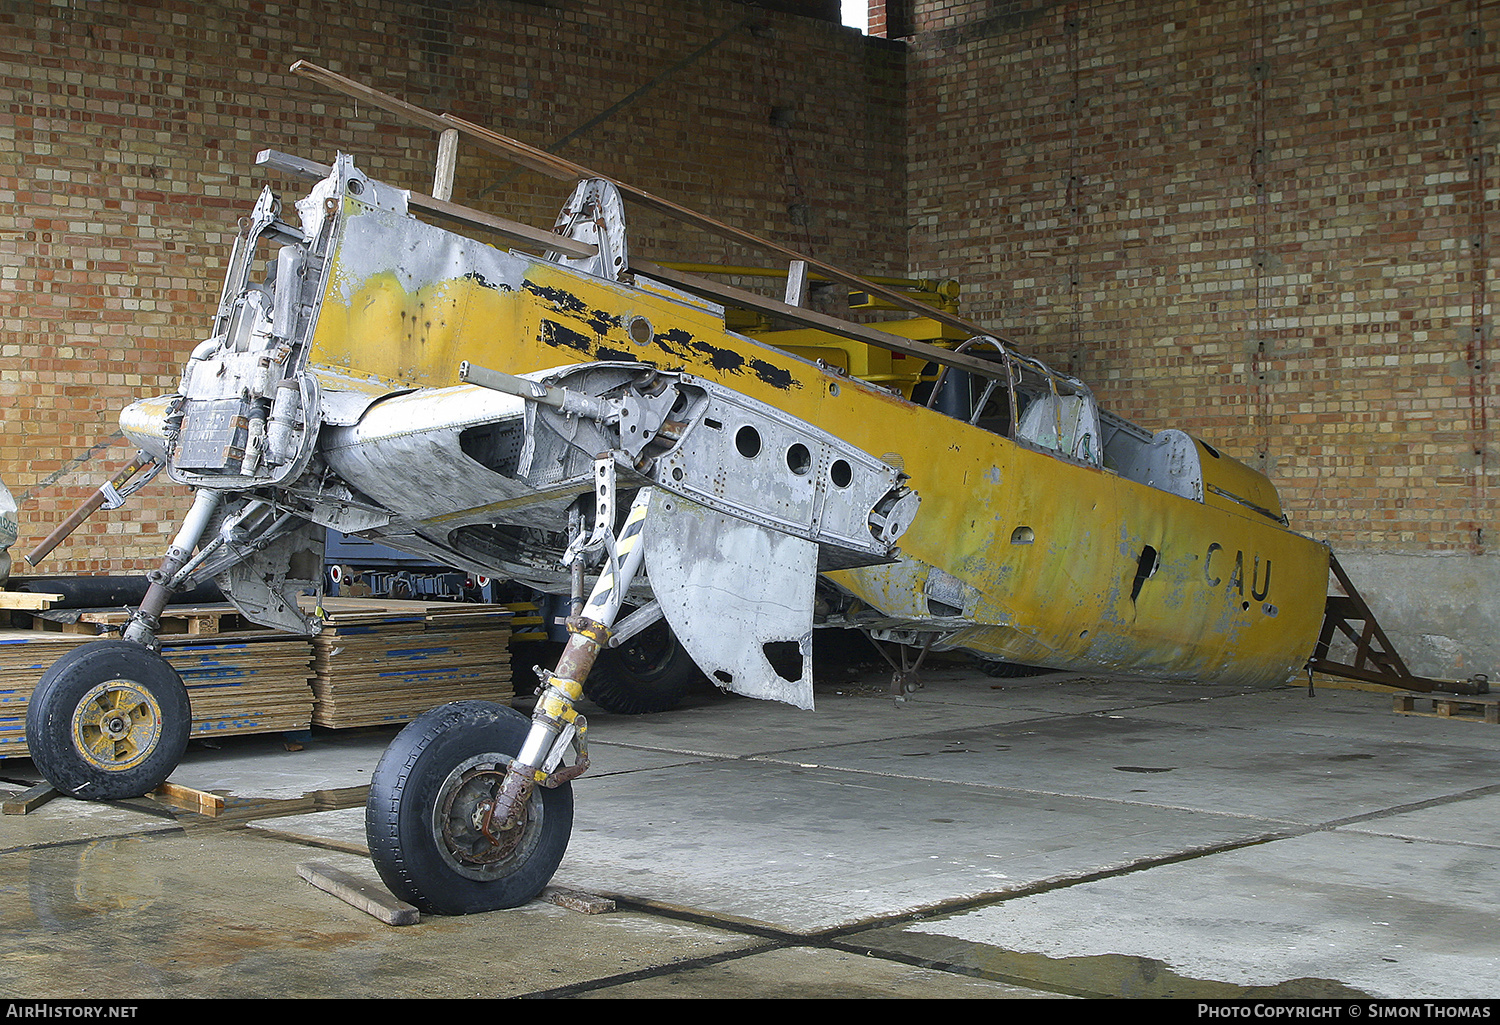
xmin=25 ymin=640 xmax=191 ymax=801
xmin=366 ymin=701 xmax=572 ymax=915
xmin=585 ymin=616 xmax=698 ymax=714
xmin=979 ymin=659 xmax=1050 ymax=679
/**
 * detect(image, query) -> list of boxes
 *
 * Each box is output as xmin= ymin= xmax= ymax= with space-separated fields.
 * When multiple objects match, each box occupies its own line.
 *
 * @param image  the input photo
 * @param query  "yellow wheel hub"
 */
xmin=70 ymin=679 xmax=164 ymax=771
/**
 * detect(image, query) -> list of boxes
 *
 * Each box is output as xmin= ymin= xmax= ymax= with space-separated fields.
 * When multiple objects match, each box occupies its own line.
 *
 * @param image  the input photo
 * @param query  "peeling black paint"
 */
xmin=595 ymin=346 xmax=641 ymax=363
xmin=523 ymin=280 xmax=620 ymax=338
xmin=465 ymin=270 xmax=511 ymax=292
xmin=749 ymin=358 xmax=795 ymax=390
xmin=540 ymin=319 xmax=594 ymax=354
xmin=523 ymin=280 xmax=589 ymax=316
xmin=652 ymin=327 xmax=696 ymax=361
xmin=527 ymin=281 xmax=797 ymax=391
xmin=677 ymin=335 xmax=798 ymax=391
xmin=695 ymin=341 xmax=745 ymax=374
xmin=586 ymin=308 xmax=621 ymax=336
xmin=537 ymin=321 xmax=639 ymax=365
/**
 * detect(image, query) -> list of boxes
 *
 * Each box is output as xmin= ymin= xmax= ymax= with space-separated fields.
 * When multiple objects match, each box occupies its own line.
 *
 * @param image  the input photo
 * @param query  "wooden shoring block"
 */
xmin=297 ymin=861 xmax=419 ymax=926
xmin=3 ymin=782 xmax=58 ymax=815
xmin=152 ymin=780 xmax=227 ymax=815
xmin=1392 ymin=693 xmax=1500 ymax=726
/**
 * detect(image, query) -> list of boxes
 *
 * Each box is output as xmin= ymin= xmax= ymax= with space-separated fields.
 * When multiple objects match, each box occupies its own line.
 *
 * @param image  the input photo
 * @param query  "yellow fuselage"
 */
xmin=304 ymin=197 xmax=1329 ymax=688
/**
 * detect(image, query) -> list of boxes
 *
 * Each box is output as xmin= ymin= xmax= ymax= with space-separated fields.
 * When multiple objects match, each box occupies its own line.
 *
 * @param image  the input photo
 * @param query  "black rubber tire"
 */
xmin=584 ymin=616 xmax=700 ymax=714
xmin=979 ymin=659 xmax=1051 ymax=678
xmin=366 ymin=700 xmax=572 ymax=915
xmin=25 ymin=639 xmax=192 ymax=801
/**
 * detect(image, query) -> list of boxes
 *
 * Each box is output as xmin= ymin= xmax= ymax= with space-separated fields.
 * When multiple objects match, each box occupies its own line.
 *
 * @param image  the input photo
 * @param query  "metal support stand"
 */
xmin=1308 ymin=552 xmax=1488 ymax=696
xmin=869 ymin=634 xmax=934 ymax=706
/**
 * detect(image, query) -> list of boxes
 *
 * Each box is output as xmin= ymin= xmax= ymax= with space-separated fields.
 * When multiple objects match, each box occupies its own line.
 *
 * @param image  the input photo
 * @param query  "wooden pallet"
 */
xmin=1393 ymin=692 xmax=1500 ymax=725
xmin=9 ymin=603 xmax=260 ymax=637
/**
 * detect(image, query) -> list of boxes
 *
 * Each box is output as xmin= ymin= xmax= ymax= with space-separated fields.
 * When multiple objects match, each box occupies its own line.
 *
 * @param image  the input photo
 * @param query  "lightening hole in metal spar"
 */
xmin=787 ymin=443 xmax=812 ymax=475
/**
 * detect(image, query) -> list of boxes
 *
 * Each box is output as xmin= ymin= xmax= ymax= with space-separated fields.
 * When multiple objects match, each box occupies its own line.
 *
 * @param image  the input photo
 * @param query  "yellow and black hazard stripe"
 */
xmin=581 ymin=496 xmax=648 ymax=621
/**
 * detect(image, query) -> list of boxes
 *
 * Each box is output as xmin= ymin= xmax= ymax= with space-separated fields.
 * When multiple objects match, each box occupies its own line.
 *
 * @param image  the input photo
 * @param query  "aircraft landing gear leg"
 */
xmin=26 ymin=489 xmax=222 ymax=801
xmin=366 ymin=484 xmax=653 ymax=914
xmin=123 ymin=488 xmax=223 ymax=647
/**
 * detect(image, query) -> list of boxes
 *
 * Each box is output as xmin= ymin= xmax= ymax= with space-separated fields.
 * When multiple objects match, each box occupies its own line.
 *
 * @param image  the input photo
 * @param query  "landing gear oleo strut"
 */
xmin=366 ymin=472 xmax=650 ymax=913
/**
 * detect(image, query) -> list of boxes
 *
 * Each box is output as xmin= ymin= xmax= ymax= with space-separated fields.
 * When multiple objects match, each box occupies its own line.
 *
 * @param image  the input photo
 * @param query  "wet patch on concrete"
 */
xmin=844 ymin=926 xmax=1372 ymax=999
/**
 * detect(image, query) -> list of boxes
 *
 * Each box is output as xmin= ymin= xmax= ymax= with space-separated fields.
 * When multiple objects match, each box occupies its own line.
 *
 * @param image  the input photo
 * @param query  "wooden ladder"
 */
xmin=1308 ymin=552 xmax=1484 ymax=695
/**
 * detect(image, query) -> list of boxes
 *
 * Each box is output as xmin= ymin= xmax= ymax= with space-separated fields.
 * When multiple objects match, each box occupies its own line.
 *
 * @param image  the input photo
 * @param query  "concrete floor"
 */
xmin=3 ymin=659 xmax=1498 ymax=1000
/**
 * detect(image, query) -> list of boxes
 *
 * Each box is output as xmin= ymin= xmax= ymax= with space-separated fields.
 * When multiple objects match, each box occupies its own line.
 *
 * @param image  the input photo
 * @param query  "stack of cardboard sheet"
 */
xmin=0 ymin=629 xmax=95 ymax=760
xmin=306 ymin=597 xmax=514 ymax=728
xmin=0 ymin=623 xmax=316 ymax=760
xmin=0 ymin=636 xmax=316 ymax=758
xmin=159 ymin=632 xmax=318 ymax=740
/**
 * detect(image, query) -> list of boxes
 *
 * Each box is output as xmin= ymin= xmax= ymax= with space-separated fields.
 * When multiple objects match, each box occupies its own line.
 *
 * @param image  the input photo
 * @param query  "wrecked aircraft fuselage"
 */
xmin=127 ymin=155 xmax=1328 ymax=689
xmin=27 ymin=85 xmax=1333 ymax=913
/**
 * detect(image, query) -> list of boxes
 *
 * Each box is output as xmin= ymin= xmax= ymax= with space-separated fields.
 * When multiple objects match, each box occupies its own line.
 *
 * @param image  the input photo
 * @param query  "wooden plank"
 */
xmin=285 ymin=62 xmax=1013 ymax=348
xmin=416 ymin=192 xmax=598 ymax=259
xmin=290 ymin=61 xmax=578 ymax=179
xmin=3 ymin=782 xmax=57 ymax=815
xmin=153 ymin=780 xmax=226 ymax=815
xmin=297 ymin=861 xmax=420 ymax=926
xmin=0 ymin=591 xmax=63 ymax=610
xmin=288 ymin=61 xmax=452 ymax=134
xmin=432 ymin=127 xmax=460 ymax=201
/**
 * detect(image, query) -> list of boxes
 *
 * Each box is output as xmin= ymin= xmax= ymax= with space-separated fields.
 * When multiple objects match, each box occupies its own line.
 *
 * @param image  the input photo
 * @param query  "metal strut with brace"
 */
xmin=480 ymin=458 xmax=650 ymax=838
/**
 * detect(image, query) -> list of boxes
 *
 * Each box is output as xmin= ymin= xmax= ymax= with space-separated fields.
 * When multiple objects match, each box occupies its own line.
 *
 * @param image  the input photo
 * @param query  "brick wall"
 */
xmin=2 ymin=0 xmax=1493 ymax=675
xmin=906 ymin=0 xmax=1497 ymax=557
xmin=0 ymin=0 xmax=902 ymax=574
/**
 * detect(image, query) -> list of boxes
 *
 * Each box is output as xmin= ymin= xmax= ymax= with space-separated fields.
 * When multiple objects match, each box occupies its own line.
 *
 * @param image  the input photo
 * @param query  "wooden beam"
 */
xmin=441 ymin=113 xmax=1009 ymax=344
xmin=290 ymin=61 xmax=584 ymax=182
xmin=255 ymin=150 xmax=598 ymax=260
xmin=287 ymin=62 xmax=1015 ymax=347
xmin=0 ymin=591 xmax=62 ymax=610
xmin=432 ymin=127 xmax=460 ymax=201
xmin=152 ymin=780 xmax=226 ymax=815
xmin=417 ymin=193 xmax=598 ymax=260
xmin=3 ymin=782 xmax=57 ymax=815
xmin=297 ymin=861 xmax=420 ymax=926
xmin=289 ymin=61 xmax=451 ymax=134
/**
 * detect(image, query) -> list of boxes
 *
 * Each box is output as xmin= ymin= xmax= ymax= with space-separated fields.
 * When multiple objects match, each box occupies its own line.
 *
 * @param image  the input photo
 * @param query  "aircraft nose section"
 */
xmin=119 ymin=394 xmax=176 ymax=461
